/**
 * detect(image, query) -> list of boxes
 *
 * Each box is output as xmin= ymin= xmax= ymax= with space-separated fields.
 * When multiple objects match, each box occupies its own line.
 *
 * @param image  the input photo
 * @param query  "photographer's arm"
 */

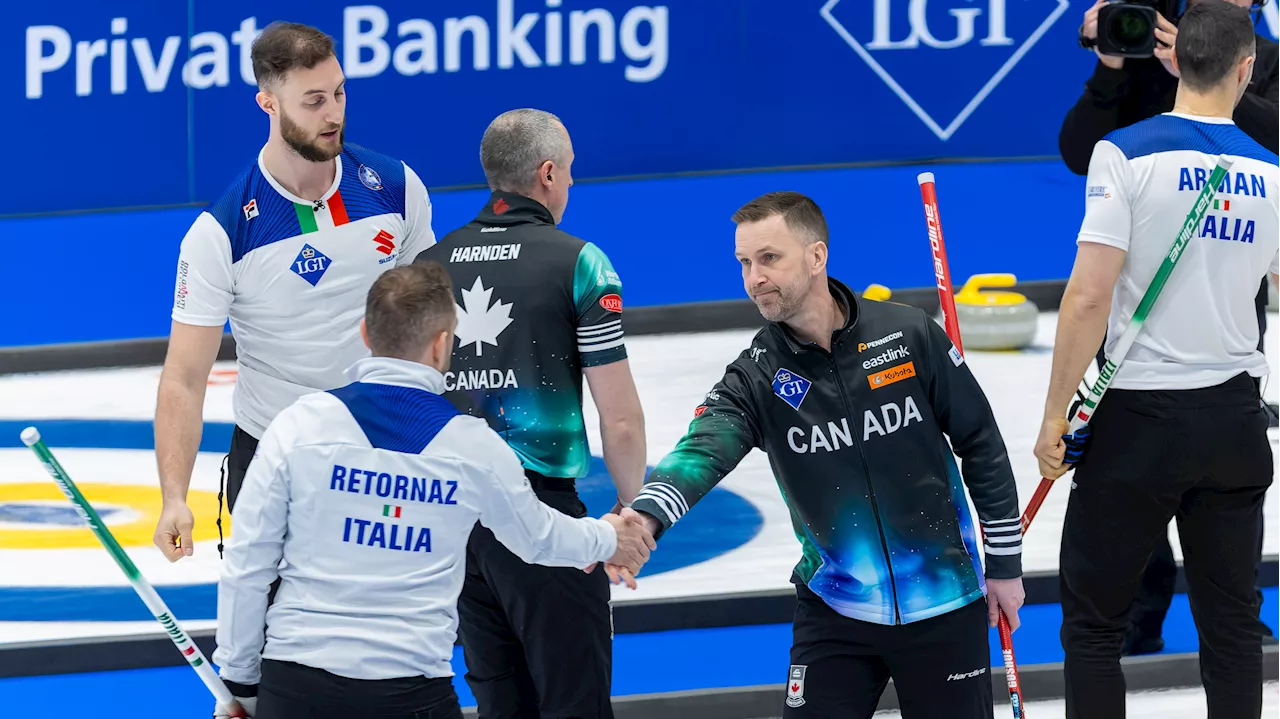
xmin=1059 ymin=0 xmax=1129 ymax=176
xmin=1233 ymin=43 xmax=1278 ymax=154
xmin=1059 ymin=63 xmax=1130 ymax=176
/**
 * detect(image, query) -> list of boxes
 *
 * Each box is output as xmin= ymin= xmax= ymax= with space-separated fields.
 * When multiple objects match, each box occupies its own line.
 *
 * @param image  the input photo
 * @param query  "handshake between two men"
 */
xmin=592 ymin=508 xmax=663 ymax=589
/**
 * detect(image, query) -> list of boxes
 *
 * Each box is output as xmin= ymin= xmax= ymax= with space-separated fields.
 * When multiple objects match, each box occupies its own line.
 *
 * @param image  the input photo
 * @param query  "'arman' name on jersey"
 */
xmin=1178 ymin=168 xmax=1266 ymax=244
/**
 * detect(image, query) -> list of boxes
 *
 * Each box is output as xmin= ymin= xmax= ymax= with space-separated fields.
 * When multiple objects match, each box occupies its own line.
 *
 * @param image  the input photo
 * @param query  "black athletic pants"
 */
xmin=224 ymin=424 xmax=259 ymax=514
xmin=783 ymin=583 xmax=993 ymax=719
xmin=254 ymin=658 xmax=464 ymax=719
xmin=1096 ymin=280 xmax=1273 ymax=646
xmin=1059 ymin=372 xmax=1273 ymax=719
xmin=458 ymin=472 xmax=614 ymax=719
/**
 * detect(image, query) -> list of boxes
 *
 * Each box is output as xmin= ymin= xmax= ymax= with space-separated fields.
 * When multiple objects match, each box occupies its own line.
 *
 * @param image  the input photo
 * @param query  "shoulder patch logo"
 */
xmin=243 ymin=198 xmax=259 ymax=221
xmin=786 ymin=665 xmax=807 ymax=708
xmin=772 ymin=368 xmax=812 ymax=411
xmin=949 ymin=344 xmax=964 ymax=367
xmin=600 ymin=294 xmax=622 ymax=313
xmin=358 ymin=164 xmax=383 ymax=191
xmin=290 ymin=244 xmax=332 ymax=287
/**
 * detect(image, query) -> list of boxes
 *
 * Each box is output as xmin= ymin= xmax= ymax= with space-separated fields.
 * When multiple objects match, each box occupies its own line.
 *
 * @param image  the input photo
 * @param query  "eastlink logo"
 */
xmin=857 ymin=330 xmax=903 ymax=353
xmin=862 ymin=344 xmax=909 ymax=370
xmin=25 ymin=1 xmax=669 ymax=99
xmin=820 ymin=0 xmax=1070 ymax=140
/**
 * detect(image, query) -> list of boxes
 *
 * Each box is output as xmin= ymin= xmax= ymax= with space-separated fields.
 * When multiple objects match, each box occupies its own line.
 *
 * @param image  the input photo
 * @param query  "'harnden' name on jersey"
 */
xmin=1079 ymin=113 xmax=1279 ymax=390
xmin=414 ymin=192 xmax=627 ymax=480
xmin=172 ymin=145 xmax=437 ymax=437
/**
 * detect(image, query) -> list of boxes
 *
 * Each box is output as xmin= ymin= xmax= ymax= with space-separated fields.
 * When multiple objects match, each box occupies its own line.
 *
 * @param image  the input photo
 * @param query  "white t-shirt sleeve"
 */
xmin=470 ymin=428 xmax=616 ymax=568
xmin=397 ymin=164 xmax=437 ymax=266
xmin=172 ymin=211 xmax=234 ymax=327
xmin=1076 ymin=140 xmax=1133 ymax=252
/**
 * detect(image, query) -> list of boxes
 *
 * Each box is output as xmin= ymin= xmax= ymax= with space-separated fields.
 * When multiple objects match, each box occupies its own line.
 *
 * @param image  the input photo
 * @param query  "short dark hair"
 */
xmin=1176 ymin=1 xmax=1257 ymax=93
xmin=365 ymin=262 xmax=457 ymax=360
xmin=731 ymin=191 xmax=829 ymax=245
xmin=250 ymin=22 xmax=336 ymax=90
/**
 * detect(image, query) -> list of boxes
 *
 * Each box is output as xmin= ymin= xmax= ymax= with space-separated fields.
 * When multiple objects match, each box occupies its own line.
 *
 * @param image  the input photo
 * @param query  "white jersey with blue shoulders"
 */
xmin=171 ymin=145 xmax=437 ymax=437
xmin=212 ymin=357 xmax=617 ymax=685
xmin=1077 ymin=112 xmax=1279 ymax=390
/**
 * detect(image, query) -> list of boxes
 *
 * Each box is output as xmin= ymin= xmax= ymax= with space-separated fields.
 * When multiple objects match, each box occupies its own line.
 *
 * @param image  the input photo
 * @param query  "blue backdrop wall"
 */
xmin=4 ymin=1 xmax=1277 ymax=347
xmin=15 ymin=0 xmax=1278 ymax=215
xmin=2 ymin=160 xmax=1084 ymax=347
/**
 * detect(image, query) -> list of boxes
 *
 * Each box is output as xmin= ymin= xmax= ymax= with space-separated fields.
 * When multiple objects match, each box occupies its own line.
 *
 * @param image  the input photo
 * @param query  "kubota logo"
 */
xmin=820 ymin=0 xmax=1070 ymax=140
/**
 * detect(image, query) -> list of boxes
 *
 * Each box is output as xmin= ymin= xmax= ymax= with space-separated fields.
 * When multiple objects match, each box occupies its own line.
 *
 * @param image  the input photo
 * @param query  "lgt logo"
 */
xmin=821 ymin=0 xmax=1070 ymax=140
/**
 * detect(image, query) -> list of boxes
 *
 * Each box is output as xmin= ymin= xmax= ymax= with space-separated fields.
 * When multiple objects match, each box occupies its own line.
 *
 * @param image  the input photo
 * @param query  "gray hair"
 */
xmin=479 ymin=109 xmax=571 ymax=194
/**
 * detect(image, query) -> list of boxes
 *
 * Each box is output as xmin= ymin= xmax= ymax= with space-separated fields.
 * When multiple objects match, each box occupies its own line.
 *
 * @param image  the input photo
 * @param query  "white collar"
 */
xmin=1164 ymin=111 xmax=1236 ymax=125
xmin=344 ymin=356 xmax=446 ymax=394
xmin=257 ymin=146 xmax=344 ymax=205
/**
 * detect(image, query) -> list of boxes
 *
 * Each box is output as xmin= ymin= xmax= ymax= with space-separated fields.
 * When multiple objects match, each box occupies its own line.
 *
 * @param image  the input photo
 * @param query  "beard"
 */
xmin=751 ymin=275 xmax=809 ymax=323
xmin=280 ymin=110 xmax=344 ymax=162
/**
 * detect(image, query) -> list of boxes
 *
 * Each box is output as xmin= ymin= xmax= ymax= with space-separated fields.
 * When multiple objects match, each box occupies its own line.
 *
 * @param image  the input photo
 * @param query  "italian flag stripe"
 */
xmin=1214 ymin=199 xmax=1230 ymax=210
xmin=292 ymin=192 xmax=350 ymax=233
xmin=383 ymin=505 xmax=401 ymax=518
xmin=328 ymin=190 xmax=350 ymax=225
xmin=294 ymin=203 xmax=319 ymax=234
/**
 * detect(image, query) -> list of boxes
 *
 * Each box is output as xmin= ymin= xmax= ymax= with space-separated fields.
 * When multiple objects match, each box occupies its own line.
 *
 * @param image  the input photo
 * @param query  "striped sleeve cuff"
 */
xmin=630 ymin=482 xmax=690 ymax=540
xmin=980 ymin=517 xmax=1023 ymax=579
xmin=577 ymin=320 xmax=624 ymax=354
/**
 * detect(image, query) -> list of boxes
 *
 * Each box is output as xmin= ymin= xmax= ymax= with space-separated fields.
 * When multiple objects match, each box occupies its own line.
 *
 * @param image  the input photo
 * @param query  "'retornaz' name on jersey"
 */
xmin=450 ymin=243 xmax=522 ymax=263
xmin=1177 ymin=169 xmax=1266 ymax=245
xmin=330 ymin=463 xmax=457 ymax=555
xmin=329 ymin=464 xmax=458 ymax=505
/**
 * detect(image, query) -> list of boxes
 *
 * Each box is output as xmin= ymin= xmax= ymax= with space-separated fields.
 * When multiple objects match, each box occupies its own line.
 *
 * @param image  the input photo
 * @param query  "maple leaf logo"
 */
xmin=455 ymin=276 xmax=513 ymax=356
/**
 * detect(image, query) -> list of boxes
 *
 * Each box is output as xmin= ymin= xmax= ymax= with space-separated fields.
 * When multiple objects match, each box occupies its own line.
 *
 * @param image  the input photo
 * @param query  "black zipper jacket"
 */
xmin=631 ymin=278 xmax=1021 ymax=625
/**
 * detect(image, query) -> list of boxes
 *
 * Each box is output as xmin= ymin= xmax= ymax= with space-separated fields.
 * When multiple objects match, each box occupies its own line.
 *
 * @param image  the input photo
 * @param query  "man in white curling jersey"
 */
xmin=1035 ymin=3 xmax=1278 ymax=717
xmin=153 ymin=21 xmax=437 ymax=560
xmin=213 ymin=262 xmax=655 ymax=719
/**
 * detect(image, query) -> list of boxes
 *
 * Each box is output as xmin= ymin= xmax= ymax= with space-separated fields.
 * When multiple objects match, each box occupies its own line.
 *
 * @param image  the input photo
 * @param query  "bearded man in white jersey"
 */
xmin=152 ymin=21 xmax=437 ymax=561
xmin=1035 ymin=3 xmax=1278 ymax=717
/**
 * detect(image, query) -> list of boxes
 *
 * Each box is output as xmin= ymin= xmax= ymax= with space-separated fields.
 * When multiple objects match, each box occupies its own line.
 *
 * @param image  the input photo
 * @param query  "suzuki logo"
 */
xmin=820 ymin=0 xmax=1070 ymax=140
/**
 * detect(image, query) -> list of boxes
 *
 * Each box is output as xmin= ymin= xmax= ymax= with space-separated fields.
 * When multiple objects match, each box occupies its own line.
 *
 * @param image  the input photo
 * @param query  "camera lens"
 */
xmin=1113 ymin=10 xmax=1154 ymax=46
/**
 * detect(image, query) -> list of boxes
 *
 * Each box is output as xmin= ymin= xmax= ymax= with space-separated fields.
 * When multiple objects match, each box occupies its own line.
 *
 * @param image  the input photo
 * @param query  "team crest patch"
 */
xmin=786 ymin=665 xmax=807 ymax=708
xmin=772 ymin=368 xmax=812 ymax=411
xmin=290 ymin=243 xmax=332 ymax=286
xmin=358 ymin=164 xmax=383 ymax=191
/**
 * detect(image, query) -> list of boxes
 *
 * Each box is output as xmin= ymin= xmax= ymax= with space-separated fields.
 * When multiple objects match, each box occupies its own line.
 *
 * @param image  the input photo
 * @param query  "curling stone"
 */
xmin=862 ymin=284 xmax=892 ymax=302
xmin=947 ymin=273 xmax=1038 ymax=350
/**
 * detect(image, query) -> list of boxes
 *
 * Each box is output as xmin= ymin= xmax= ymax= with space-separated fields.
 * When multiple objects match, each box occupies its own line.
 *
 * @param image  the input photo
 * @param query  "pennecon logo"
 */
xmin=820 ymin=0 xmax=1069 ymax=140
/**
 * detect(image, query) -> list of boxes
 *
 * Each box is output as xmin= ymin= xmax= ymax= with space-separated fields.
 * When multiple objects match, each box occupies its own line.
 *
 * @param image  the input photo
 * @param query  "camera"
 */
xmin=1094 ymin=0 xmax=1174 ymax=58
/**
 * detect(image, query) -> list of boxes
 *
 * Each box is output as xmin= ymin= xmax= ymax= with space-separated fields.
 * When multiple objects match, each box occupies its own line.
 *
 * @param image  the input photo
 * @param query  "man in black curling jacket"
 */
xmin=1059 ymin=0 xmax=1278 ymax=656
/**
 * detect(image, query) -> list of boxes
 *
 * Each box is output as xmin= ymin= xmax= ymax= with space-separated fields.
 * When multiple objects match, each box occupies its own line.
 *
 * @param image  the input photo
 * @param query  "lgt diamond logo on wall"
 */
xmin=821 ymin=0 xmax=1070 ymax=141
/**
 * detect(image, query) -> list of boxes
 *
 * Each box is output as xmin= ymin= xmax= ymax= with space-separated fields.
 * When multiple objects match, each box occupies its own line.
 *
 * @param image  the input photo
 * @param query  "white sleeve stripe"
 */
xmin=982 ymin=526 xmax=1022 ymax=536
xmin=985 ymin=535 xmax=1022 ymax=545
xmin=579 ymin=330 xmax=624 ymax=345
xmin=981 ymin=518 xmax=1022 ymax=526
xmin=577 ymin=321 xmax=622 ymax=336
xmin=578 ymin=338 xmax=626 ymax=353
xmin=638 ymin=490 xmax=680 ymax=525
xmin=985 ymin=546 xmax=1023 ymax=556
xmin=647 ymin=482 xmax=690 ymax=515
